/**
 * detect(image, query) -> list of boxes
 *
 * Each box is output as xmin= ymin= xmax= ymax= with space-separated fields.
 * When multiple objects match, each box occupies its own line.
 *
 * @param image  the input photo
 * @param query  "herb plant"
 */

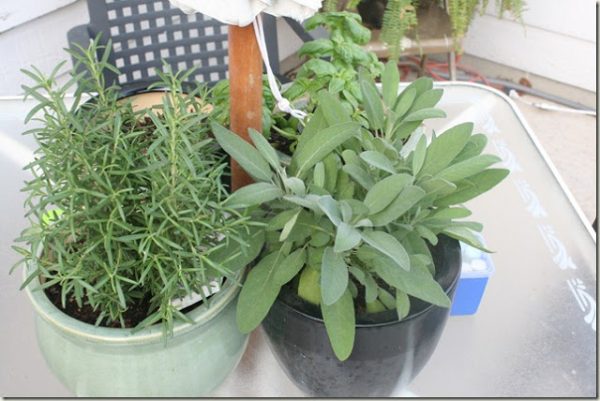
xmin=284 ymin=11 xmax=384 ymax=115
xmin=212 ymin=61 xmax=508 ymax=360
xmin=12 ymin=40 xmax=262 ymax=335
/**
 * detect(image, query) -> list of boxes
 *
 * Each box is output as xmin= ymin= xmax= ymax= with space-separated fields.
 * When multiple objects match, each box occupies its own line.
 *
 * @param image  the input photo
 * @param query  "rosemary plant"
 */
xmin=13 ymin=39 xmax=262 ymax=335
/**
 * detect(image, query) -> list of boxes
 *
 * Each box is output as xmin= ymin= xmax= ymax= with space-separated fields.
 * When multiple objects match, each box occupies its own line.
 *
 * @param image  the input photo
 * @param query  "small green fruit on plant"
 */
xmin=214 ymin=61 xmax=508 ymax=361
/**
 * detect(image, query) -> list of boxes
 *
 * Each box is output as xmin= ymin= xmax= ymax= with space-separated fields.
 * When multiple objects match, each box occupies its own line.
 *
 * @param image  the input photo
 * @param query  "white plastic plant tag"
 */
xmin=171 ymin=280 xmax=222 ymax=310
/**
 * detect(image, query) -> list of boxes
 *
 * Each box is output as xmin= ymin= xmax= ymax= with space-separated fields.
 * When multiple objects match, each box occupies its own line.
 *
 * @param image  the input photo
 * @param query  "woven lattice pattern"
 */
xmin=90 ymin=0 xmax=230 ymax=85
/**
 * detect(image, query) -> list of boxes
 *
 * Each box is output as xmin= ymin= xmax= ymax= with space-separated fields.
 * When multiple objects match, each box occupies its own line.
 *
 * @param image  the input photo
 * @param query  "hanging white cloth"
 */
xmin=170 ymin=0 xmax=317 ymax=119
xmin=170 ymin=0 xmax=322 ymax=27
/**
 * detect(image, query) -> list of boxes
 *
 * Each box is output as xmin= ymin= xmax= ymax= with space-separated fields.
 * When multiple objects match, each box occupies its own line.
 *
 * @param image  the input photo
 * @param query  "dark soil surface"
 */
xmin=44 ymin=284 xmax=154 ymax=328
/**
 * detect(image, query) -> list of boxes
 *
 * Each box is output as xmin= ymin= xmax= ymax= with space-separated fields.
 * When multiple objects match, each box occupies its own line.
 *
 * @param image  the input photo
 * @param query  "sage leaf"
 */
xmin=313 ymin=161 xmax=325 ymax=188
xmin=442 ymin=226 xmax=492 ymax=252
xmin=370 ymin=185 xmax=426 ymax=226
xmin=435 ymin=168 xmax=509 ymax=207
xmin=273 ymin=248 xmax=307 ymax=286
xmin=361 ymin=230 xmax=410 ymax=271
xmin=360 ymin=150 xmax=396 ymax=174
xmin=224 ymin=182 xmax=282 ymax=209
xmin=364 ymin=272 xmax=378 ymax=303
xmin=359 ymin=69 xmax=385 ymax=130
xmin=334 ymin=222 xmax=362 ymax=252
xmin=410 ymin=89 xmax=443 ymax=112
xmin=279 ymin=210 xmax=301 ymax=241
xmin=321 ymin=289 xmax=355 ymax=361
xmin=382 ymin=61 xmax=400 ymax=108
xmin=437 ymin=154 xmax=502 ymax=182
xmin=396 ymin=290 xmax=411 ymax=320
xmin=321 ymin=247 xmax=349 ymax=305
xmin=364 ymin=174 xmax=412 ymax=215
xmin=420 ymin=122 xmax=473 ymax=176
xmin=317 ymin=195 xmax=342 ymax=226
xmin=412 ymin=135 xmax=427 ymax=175
xmin=249 ymin=128 xmax=280 ymax=171
xmin=363 ymin=249 xmax=451 ymax=308
xmin=403 ymin=108 xmax=446 ymax=122
xmin=393 ymin=87 xmax=416 ymax=118
xmin=212 ymin=122 xmax=272 ymax=182
xmin=292 ymin=121 xmax=359 ymax=178
xmin=236 ymin=248 xmax=289 ymax=333
xmin=342 ymin=164 xmax=375 ymax=190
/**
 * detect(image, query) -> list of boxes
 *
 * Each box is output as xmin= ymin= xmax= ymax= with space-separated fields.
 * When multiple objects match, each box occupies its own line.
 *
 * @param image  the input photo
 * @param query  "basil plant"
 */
xmin=213 ymin=62 xmax=508 ymax=360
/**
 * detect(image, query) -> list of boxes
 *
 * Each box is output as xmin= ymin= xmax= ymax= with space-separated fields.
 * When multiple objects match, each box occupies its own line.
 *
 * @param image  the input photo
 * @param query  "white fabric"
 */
xmin=170 ymin=0 xmax=322 ymax=26
xmin=252 ymin=17 xmax=307 ymax=120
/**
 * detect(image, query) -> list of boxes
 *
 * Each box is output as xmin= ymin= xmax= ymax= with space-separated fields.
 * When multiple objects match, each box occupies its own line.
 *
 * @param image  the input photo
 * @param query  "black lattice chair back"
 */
xmin=86 ymin=0 xmax=230 ymax=87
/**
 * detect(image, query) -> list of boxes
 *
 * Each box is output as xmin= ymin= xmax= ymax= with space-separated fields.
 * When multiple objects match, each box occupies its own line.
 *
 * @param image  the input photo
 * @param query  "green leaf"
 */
xmin=429 ymin=207 xmax=472 ymax=220
xmin=361 ymin=249 xmax=451 ymax=308
xmin=210 ymin=227 xmax=265 ymax=272
xmin=342 ymin=164 xmax=375 ymax=190
xmin=313 ymin=162 xmax=326 ymax=188
xmin=364 ymin=174 xmax=412 ymax=215
xmin=316 ymin=91 xmax=352 ymax=125
xmin=370 ymin=185 xmax=426 ymax=226
xmin=273 ymin=248 xmax=307 ymax=286
xmin=321 ymin=289 xmax=355 ymax=361
xmin=437 ymin=155 xmax=502 ymax=182
xmin=284 ymin=177 xmax=306 ymax=195
xmin=377 ymin=288 xmax=396 ymax=309
xmin=317 ymin=195 xmax=342 ymax=226
xmin=453 ymin=133 xmax=488 ymax=162
xmin=359 ymin=69 xmax=385 ymax=130
xmin=301 ymin=58 xmax=337 ymax=76
xmin=249 ymin=128 xmax=280 ymax=171
xmin=321 ymin=247 xmax=349 ymax=305
xmin=359 ymin=150 xmax=396 ymax=174
xmin=323 ymin=154 xmax=339 ymax=193
xmin=236 ymin=248 xmax=288 ymax=333
xmin=361 ymin=231 xmax=410 ymax=271
xmin=420 ymin=123 xmax=473 ymax=176
xmin=334 ymin=222 xmax=362 ymax=252
xmin=411 ymin=136 xmax=427 ymax=175
xmin=442 ymin=226 xmax=492 ymax=252
xmin=224 ymin=182 xmax=282 ymax=208
xmin=279 ymin=210 xmax=301 ymax=241
xmin=403 ymin=76 xmax=433 ymax=97
xmin=382 ymin=61 xmax=400 ymax=108
xmin=396 ymin=290 xmax=411 ymax=319
xmin=393 ymin=87 xmax=416 ymax=118
xmin=212 ymin=122 xmax=272 ymax=182
xmin=410 ymin=89 xmax=443 ymax=112
xmin=364 ymin=272 xmax=378 ymax=303
xmin=435 ymin=168 xmax=509 ymax=207
xmin=291 ymin=121 xmax=359 ymax=178
xmin=329 ymin=77 xmax=345 ymax=94
xmin=298 ymin=39 xmax=334 ymax=56
xmin=403 ymin=108 xmax=446 ymax=122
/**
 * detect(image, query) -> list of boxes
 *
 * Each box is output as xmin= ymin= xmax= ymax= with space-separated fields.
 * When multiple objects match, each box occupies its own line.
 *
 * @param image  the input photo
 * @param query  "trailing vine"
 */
xmin=326 ymin=0 xmax=526 ymax=57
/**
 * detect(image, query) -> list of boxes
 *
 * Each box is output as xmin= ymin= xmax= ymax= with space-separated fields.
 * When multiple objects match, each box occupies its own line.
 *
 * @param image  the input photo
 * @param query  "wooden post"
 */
xmin=228 ymin=24 xmax=263 ymax=190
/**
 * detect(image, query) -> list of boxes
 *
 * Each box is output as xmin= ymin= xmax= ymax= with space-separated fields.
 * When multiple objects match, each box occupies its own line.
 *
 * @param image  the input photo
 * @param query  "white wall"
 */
xmin=0 ymin=0 xmax=89 ymax=95
xmin=462 ymin=0 xmax=596 ymax=92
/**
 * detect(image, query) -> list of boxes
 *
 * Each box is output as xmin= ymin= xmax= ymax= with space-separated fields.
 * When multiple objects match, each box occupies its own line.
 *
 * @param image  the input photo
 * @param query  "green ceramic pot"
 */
xmin=24 ymin=263 xmax=247 ymax=397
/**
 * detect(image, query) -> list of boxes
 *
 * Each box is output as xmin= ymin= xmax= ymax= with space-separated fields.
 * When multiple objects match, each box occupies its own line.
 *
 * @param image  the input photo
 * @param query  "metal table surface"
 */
xmin=0 ymin=83 xmax=596 ymax=397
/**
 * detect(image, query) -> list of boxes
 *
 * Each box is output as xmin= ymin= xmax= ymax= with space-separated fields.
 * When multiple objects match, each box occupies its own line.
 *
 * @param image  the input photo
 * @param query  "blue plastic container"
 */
xmin=450 ymin=240 xmax=495 ymax=316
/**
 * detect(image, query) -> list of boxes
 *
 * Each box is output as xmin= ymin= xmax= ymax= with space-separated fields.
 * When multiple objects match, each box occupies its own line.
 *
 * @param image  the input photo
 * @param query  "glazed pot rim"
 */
xmin=276 ymin=239 xmax=462 ymax=329
xmin=24 ymin=257 xmax=242 ymax=345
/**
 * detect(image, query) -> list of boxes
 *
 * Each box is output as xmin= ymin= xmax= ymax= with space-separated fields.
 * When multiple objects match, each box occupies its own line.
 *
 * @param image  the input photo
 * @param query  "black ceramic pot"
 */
xmin=262 ymin=235 xmax=461 ymax=397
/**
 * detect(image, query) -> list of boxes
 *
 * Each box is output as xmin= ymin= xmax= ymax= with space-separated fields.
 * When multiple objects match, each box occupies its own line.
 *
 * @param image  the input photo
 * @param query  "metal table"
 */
xmin=0 ymin=83 xmax=596 ymax=397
